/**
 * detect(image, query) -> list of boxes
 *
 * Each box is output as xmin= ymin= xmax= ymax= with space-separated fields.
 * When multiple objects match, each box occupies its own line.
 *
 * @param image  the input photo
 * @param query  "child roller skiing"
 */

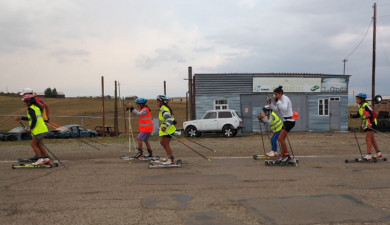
xmin=267 ymin=86 xmax=296 ymax=163
xmin=126 ymin=97 xmax=154 ymax=158
xmin=156 ymin=95 xmax=176 ymax=165
xmin=350 ymin=93 xmax=382 ymax=160
xmin=17 ymin=94 xmax=51 ymax=165
xmin=258 ymin=105 xmax=283 ymax=158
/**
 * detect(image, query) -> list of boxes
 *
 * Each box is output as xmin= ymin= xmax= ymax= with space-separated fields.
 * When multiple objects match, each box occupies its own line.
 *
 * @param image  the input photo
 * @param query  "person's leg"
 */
xmin=365 ymin=131 xmax=373 ymax=154
xmin=144 ymin=140 xmax=153 ymax=157
xmin=370 ymin=132 xmax=380 ymax=152
xmin=37 ymin=137 xmax=49 ymax=158
xmin=137 ymin=137 xmax=143 ymax=149
xmin=278 ymin=130 xmax=288 ymax=155
xmin=31 ymin=136 xmax=42 ymax=158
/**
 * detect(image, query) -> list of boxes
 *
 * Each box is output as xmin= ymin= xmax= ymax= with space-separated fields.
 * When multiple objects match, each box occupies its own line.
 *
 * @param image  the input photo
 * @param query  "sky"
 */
xmin=1 ymin=0 xmax=389 ymax=101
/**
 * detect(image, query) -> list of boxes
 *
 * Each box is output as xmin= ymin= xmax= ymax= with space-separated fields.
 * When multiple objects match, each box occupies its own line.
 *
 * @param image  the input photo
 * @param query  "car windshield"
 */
xmin=8 ymin=127 xmax=24 ymax=133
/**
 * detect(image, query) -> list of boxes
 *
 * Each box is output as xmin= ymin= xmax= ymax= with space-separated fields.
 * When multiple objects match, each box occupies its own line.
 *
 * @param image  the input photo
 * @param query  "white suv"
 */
xmin=183 ymin=110 xmax=243 ymax=137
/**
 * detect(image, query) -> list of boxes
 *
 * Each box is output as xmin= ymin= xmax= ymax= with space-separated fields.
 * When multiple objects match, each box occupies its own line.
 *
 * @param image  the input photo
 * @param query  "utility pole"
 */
xmin=372 ymin=2 xmax=377 ymax=109
xmin=114 ymin=81 xmax=119 ymax=136
xmin=188 ymin=67 xmax=194 ymax=120
xmin=342 ymin=58 xmax=348 ymax=75
xmin=101 ymin=76 xmax=105 ymax=137
xmin=164 ymin=81 xmax=166 ymax=96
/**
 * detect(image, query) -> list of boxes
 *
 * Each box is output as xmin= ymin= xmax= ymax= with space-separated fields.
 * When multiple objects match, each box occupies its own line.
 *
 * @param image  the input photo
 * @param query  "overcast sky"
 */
xmin=1 ymin=0 xmax=389 ymax=100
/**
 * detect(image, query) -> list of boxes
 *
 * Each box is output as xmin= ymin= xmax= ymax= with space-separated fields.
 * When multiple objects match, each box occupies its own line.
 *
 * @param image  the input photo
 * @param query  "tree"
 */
xmin=52 ymin=88 xmax=58 ymax=98
xmin=44 ymin=88 xmax=53 ymax=97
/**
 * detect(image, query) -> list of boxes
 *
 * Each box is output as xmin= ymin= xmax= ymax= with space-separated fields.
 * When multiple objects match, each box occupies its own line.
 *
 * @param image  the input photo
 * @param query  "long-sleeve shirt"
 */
xmin=131 ymin=108 xmax=148 ymax=116
xmin=261 ymin=113 xmax=275 ymax=125
xmin=269 ymin=95 xmax=294 ymax=121
xmin=21 ymin=108 xmax=37 ymax=129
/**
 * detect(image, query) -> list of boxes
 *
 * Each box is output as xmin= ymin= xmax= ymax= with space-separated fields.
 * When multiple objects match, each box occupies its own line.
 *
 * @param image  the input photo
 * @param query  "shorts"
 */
xmin=283 ymin=121 xmax=295 ymax=132
xmin=33 ymin=132 xmax=46 ymax=139
xmin=160 ymin=134 xmax=173 ymax=138
xmin=138 ymin=132 xmax=151 ymax=141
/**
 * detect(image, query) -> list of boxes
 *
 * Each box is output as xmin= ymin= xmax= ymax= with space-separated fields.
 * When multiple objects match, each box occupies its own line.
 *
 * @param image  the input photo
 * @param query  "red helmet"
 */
xmin=22 ymin=94 xmax=36 ymax=103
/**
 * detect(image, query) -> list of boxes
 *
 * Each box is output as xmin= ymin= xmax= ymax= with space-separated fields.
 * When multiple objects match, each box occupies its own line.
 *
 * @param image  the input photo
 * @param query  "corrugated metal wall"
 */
xmin=194 ymin=74 xmax=252 ymax=118
xmin=308 ymin=95 xmax=349 ymax=131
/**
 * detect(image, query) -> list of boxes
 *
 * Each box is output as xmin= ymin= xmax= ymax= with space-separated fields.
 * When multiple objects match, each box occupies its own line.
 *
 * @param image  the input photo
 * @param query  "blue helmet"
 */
xmin=135 ymin=97 xmax=147 ymax=104
xmin=356 ymin=93 xmax=367 ymax=99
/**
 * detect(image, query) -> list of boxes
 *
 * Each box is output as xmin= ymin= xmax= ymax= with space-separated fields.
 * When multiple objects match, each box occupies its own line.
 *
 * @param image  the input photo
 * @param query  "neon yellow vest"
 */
xmin=359 ymin=102 xmax=377 ymax=129
xmin=159 ymin=105 xmax=176 ymax=136
xmin=269 ymin=111 xmax=283 ymax=133
xmin=28 ymin=105 xmax=49 ymax=135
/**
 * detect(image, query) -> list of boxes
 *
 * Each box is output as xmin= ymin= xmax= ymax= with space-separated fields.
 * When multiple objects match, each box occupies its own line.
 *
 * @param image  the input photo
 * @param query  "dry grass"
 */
xmin=0 ymin=96 xmax=188 ymax=133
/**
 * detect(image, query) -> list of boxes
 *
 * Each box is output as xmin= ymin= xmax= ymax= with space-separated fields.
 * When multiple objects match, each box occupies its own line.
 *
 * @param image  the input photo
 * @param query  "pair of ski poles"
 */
xmin=352 ymin=126 xmax=389 ymax=158
xmin=259 ymin=122 xmax=295 ymax=159
xmin=17 ymin=120 xmax=68 ymax=168
xmin=171 ymin=135 xmax=215 ymax=162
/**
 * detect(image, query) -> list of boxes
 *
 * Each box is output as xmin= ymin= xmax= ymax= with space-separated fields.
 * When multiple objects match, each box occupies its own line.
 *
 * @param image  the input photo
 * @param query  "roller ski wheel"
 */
xmin=253 ymin=155 xmax=258 ymax=160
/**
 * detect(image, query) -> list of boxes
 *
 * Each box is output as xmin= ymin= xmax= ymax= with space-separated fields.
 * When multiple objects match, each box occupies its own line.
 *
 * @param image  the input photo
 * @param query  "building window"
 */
xmin=318 ymin=99 xmax=329 ymax=116
xmin=214 ymin=99 xmax=229 ymax=110
xmin=329 ymin=97 xmax=340 ymax=101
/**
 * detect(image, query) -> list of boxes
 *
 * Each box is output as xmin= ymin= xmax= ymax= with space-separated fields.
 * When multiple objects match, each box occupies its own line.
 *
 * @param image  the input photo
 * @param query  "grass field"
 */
xmin=0 ymin=95 xmax=188 ymax=133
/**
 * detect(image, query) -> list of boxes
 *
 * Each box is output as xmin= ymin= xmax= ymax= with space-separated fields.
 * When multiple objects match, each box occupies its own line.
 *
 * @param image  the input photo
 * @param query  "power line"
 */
xmin=344 ymin=19 xmax=373 ymax=59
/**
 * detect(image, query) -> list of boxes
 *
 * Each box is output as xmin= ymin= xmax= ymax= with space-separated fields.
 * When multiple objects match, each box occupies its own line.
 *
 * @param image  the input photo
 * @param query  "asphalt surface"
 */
xmin=1 ymin=132 xmax=390 ymax=225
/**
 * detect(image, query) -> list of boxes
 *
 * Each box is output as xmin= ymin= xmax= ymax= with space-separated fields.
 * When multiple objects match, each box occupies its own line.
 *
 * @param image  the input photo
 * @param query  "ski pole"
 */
xmin=41 ymin=143 xmax=68 ymax=169
xmin=285 ymin=133 xmax=296 ymax=159
xmin=177 ymin=136 xmax=216 ymax=153
xmin=352 ymin=128 xmax=364 ymax=159
xmin=128 ymin=108 xmax=137 ymax=157
xmin=172 ymin=135 xmax=211 ymax=162
xmin=259 ymin=122 xmax=266 ymax=155
xmin=371 ymin=128 xmax=390 ymax=138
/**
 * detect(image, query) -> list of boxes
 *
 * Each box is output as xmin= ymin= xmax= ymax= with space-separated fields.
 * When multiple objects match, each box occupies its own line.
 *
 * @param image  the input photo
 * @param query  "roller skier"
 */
xmin=266 ymin=86 xmax=299 ymax=166
xmin=126 ymin=97 xmax=155 ymax=159
xmin=16 ymin=94 xmax=52 ymax=166
xmin=349 ymin=93 xmax=382 ymax=161
xmin=257 ymin=105 xmax=283 ymax=158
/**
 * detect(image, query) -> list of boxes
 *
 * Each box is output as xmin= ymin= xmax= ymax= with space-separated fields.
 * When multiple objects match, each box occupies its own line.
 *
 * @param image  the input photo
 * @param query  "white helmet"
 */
xmin=21 ymin=88 xmax=33 ymax=95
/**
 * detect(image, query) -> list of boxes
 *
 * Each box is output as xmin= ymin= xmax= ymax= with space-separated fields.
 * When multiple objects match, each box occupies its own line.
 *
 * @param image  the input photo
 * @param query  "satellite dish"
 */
xmin=374 ymin=95 xmax=382 ymax=104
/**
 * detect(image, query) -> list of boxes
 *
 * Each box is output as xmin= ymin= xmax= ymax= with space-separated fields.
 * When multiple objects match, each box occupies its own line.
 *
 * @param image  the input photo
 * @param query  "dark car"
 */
xmin=0 ymin=127 xmax=32 ymax=141
xmin=94 ymin=126 xmax=120 ymax=137
xmin=48 ymin=124 xmax=98 ymax=138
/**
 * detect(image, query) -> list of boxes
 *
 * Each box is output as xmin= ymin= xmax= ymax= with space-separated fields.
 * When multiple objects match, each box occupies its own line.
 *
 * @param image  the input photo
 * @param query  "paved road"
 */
xmin=1 ymin=132 xmax=390 ymax=224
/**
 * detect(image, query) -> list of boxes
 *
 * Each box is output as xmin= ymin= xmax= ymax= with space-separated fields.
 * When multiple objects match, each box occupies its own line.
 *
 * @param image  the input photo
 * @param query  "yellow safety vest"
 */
xmin=359 ymin=102 xmax=377 ymax=129
xmin=269 ymin=111 xmax=283 ymax=133
xmin=27 ymin=105 xmax=49 ymax=136
xmin=159 ymin=105 xmax=176 ymax=136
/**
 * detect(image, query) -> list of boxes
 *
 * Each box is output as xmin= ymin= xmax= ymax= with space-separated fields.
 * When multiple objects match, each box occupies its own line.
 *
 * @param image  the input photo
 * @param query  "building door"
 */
xmin=329 ymin=98 xmax=341 ymax=130
xmin=241 ymin=104 xmax=252 ymax=132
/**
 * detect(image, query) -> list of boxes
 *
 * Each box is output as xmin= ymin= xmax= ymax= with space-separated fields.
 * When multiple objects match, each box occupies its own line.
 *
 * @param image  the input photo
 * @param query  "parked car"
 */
xmin=183 ymin=110 xmax=243 ymax=137
xmin=0 ymin=126 xmax=31 ymax=141
xmin=94 ymin=126 xmax=120 ymax=137
xmin=48 ymin=124 xmax=98 ymax=138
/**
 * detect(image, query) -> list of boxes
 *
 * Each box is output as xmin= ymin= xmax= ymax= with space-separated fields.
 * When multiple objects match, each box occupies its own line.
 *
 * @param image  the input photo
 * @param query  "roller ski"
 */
xmin=18 ymin=155 xmax=39 ymax=163
xmin=253 ymin=151 xmax=279 ymax=160
xmin=12 ymin=161 xmax=58 ymax=169
xmin=345 ymin=153 xmax=387 ymax=163
xmin=120 ymin=153 xmax=160 ymax=161
xmin=265 ymin=154 xmax=299 ymax=167
xmin=148 ymin=156 xmax=182 ymax=169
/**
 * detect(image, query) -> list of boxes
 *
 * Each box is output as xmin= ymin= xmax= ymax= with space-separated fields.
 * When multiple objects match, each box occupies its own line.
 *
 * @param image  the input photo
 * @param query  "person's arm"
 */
xmin=276 ymin=97 xmax=288 ymax=111
xmin=161 ymin=109 xmax=174 ymax=128
xmin=28 ymin=108 xmax=37 ymax=130
xmin=261 ymin=114 xmax=273 ymax=124
xmin=132 ymin=108 xmax=147 ymax=116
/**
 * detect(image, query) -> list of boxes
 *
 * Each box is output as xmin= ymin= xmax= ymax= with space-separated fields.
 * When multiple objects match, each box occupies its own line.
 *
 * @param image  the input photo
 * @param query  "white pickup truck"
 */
xmin=183 ymin=110 xmax=243 ymax=137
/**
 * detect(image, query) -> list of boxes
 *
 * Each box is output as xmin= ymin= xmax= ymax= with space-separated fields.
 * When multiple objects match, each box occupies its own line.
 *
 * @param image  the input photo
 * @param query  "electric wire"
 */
xmin=344 ymin=19 xmax=373 ymax=60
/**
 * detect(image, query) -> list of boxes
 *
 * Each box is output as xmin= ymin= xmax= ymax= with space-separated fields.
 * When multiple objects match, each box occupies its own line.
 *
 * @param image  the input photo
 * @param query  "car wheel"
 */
xmin=185 ymin=126 xmax=200 ymax=137
xmin=90 ymin=133 xmax=96 ymax=138
xmin=222 ymin=125 xmax=235 ymax=138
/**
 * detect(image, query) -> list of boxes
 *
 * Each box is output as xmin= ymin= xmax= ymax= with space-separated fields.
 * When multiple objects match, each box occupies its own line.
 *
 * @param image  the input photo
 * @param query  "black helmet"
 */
xmin=156 ymin=95 xmax=169 ymax=104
